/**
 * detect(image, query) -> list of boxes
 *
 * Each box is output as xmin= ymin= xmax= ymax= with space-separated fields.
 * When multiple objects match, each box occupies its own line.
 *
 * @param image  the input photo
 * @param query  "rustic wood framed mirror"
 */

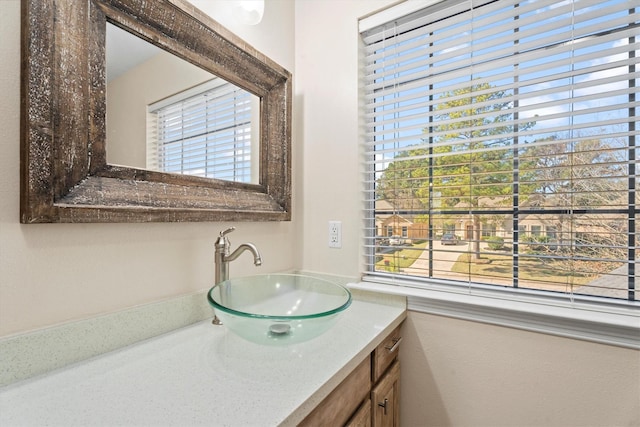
xmin=21 ymin=0 xmax=291 ymax=223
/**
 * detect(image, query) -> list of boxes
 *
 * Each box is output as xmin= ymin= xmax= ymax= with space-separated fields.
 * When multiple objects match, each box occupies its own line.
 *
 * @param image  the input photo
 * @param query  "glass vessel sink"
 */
xmin=207 ymin=274 xmax=352 ymax=345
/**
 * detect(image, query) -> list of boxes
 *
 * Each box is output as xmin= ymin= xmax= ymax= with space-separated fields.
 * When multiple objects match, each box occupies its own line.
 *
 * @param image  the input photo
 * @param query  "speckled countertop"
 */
xmin=0 ymin=294 xmax=406 ymax=426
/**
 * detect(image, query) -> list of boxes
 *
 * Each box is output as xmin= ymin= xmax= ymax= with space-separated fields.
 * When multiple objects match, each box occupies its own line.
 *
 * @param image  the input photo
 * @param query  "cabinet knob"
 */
xmin=378 ymin=398 xmax=389 ymax=415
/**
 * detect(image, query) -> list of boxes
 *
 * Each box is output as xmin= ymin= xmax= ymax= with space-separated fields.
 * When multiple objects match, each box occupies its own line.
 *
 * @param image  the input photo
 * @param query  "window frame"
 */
xmin=358 ymin=0 xmax=639 ymax=347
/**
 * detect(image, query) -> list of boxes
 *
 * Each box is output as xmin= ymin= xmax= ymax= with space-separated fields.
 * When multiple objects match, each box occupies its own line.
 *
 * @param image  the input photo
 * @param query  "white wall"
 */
xmin=0 ymin=0 xmax=296 ymax=337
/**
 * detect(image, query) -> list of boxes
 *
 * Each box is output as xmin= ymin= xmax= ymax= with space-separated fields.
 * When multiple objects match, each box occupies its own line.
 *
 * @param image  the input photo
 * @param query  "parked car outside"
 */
xmin=441 ymin=233 xmax=459 ymax=245
xmin=389 ymin=235 xmax=406 ymax=246
xmin=378 ymin=237 xmax=390 ymax=247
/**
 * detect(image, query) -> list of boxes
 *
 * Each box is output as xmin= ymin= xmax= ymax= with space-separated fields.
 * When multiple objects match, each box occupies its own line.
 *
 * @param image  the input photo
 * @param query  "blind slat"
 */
xmin=147 ymin=78 xmax=253 ymax=183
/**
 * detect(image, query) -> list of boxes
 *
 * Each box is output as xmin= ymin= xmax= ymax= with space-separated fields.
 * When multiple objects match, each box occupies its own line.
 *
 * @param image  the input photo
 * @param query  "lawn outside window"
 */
xmin=360 ymin=0 xmax=639 ymax=319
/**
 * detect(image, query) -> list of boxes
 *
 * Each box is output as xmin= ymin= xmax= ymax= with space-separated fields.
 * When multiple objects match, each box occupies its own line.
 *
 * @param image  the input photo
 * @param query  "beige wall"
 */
xmin=295 ymin=0 xmax=395 ymax=277
xmin=401 ymin=312 xmax=640 ymax=426
xmin=0 ymin=0 xmax=296 ymax=337
xmin=106 ymin=50 xmax=213 ymax=168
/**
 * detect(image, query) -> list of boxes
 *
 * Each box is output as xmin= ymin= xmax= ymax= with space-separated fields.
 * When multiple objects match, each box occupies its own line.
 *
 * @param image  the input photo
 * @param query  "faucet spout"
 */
xmin=225 ymin=243 xmax=262 ymax=266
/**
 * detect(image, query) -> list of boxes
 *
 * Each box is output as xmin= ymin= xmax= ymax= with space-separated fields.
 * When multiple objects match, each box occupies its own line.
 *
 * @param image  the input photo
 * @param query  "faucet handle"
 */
xmin=215 ymin=227 xmax=235 ymax=248
xmin=220 ymin=227 xmax=236 ymax=237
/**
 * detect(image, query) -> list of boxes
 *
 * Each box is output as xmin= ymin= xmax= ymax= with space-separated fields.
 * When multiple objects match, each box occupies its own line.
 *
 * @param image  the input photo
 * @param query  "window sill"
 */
xmin=348 ymin=278 xmax=640 ymax=350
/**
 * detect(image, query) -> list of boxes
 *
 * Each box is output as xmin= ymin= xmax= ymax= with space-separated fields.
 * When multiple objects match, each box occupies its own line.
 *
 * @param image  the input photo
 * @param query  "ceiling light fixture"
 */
xmin=233 ymin=0 xmax=264 ymax=25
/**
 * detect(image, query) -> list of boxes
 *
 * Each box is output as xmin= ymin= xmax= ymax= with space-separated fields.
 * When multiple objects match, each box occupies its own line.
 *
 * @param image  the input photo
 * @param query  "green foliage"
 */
xmin=451 ymin=252 xmax=599 ymax=286
xmin=430 ymin=82 xmax=536 ymax=208
xmin=375 ymin=241 xmax=428 ymax=272
xmin=521 ymin=235 xmax=551 ymax=253
xmin=377 ymin=82 xmax=537 ymax=210
xmin=485 ymin=236 xmax=505 ymax=250
xmin=375 ymin=81 xmax=628 ymax=265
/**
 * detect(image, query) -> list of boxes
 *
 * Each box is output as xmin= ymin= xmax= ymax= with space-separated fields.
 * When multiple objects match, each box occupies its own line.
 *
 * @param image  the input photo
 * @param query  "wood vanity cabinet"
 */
xmin=346 ymin=399 xmax=372 ymax=427
xmin=299 ymin=356 xmax=371 ymax=426
xmin=371 ymin=361 xmax=400 ymax=427
xmin=300 ymin=324 xmax=402 ymax=427
xmin=369 ymin=325 xmax=401 ymax=427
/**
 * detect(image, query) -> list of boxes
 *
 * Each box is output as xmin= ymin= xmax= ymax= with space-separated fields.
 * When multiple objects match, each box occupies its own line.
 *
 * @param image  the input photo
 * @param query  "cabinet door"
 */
xmin=299 ymin=356 xmax=371 ymax=427
xmin=371 ymin=361 xmax=400 ymax=427
xmin=346 ymin=399 xmax=372 ymax=427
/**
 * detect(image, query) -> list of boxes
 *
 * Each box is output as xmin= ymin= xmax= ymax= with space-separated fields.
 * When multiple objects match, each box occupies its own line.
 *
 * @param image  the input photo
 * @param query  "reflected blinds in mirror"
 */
xmin=147 ymin=79 xmax=252 ymax=183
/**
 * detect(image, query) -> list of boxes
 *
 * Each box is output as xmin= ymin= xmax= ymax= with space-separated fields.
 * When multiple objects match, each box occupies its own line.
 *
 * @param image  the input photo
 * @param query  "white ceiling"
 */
xmin=106 ymin=23 xmax=161 ymax=82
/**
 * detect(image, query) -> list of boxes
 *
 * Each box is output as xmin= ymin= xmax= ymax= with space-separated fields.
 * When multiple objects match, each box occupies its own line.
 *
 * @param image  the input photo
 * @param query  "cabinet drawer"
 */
xmin=300 ymin=355 xmax=371 ymax=427
xmin=372 ymin=325 xmax=402 ymax=383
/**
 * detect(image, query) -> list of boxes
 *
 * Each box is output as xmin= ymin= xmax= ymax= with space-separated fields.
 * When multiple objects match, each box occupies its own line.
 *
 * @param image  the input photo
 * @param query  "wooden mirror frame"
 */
xmin=21 ymin=0 xmax=291 ymax=223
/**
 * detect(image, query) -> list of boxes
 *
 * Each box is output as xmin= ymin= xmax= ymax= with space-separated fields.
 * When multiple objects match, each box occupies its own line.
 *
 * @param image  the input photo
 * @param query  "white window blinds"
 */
xmin=361 ymin=0 xmax=638 ymax=301
xmin=147 ymin=79 xmax=253 ymax=182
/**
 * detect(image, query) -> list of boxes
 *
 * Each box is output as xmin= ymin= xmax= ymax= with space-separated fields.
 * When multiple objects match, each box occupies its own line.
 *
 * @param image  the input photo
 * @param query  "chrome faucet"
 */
xmin=214 ymin=227 xmax=262 ymax=284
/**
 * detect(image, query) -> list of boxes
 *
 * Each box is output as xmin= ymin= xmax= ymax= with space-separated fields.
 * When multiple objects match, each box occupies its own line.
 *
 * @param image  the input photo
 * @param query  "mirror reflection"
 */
xmin=105 ymin=23 xmax=260 ymax=184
